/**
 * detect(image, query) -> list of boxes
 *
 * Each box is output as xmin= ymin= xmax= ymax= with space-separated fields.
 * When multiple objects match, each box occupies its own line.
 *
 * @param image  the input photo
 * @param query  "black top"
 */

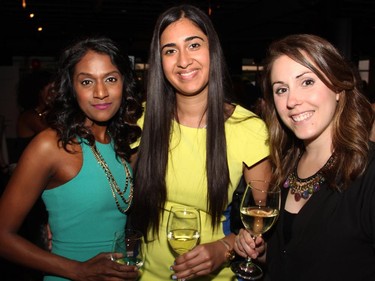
xmin=266 ymin=145 xmax=375 ymax=281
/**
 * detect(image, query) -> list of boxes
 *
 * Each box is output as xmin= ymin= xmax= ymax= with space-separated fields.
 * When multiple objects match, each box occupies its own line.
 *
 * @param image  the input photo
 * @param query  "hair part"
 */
xmin=131 ymin=4 xmax=233 ymax=239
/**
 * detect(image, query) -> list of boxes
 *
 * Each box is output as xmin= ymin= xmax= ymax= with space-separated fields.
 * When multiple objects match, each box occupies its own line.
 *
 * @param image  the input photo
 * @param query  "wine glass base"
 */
xmin=231 ymin=260 xmax=263 ymax=280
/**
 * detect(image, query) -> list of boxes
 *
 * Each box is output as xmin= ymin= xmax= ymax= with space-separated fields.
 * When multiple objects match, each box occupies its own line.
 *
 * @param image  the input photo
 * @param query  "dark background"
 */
xmin=1 ymin=0 xmax=375 ymax=69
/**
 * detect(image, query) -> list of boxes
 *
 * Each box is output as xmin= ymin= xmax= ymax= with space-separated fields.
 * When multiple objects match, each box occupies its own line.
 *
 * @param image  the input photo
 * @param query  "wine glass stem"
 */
xmin=240 ymin=256 xmax=254 ymax=271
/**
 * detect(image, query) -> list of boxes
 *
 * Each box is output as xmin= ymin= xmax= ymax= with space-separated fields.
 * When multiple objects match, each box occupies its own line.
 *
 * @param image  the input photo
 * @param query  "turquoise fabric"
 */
xmin=41 ymin=140 xmax=131 ymax=280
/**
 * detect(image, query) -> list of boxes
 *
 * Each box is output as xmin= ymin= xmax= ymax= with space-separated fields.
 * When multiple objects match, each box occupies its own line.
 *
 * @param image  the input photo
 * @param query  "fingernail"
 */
xmin=170 ymin=266 xmax=174 ymax=271
xmin=171 ymin=275 xmax=177 ymax=280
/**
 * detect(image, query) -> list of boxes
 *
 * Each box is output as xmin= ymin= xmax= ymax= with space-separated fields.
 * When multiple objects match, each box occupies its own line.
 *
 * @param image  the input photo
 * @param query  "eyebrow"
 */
xmin=271 ymin=71 xmax=312 ymax=87
xmin=161 ymin=35 xmax=205 ymax=51
xmin=76 ymin=70 xmax=121 ymax=77
xmin=296 ymin=71 xmax=311 ymax=79
xmin=271 ymin=81 xmax=282 ymax=87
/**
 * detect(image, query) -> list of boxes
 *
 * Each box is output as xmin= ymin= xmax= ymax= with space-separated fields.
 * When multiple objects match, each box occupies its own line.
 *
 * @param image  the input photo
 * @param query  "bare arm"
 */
xmin=0 ymin=130 xmax=78 ymax=276
xmin=0 ymin=129 xmax=138 ymax=281
xmin=243 ymin=157 xmax=272 ymax=184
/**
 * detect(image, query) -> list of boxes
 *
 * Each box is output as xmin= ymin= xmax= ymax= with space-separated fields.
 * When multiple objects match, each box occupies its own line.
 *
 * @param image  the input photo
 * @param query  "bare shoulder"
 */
xmin=23 ymin=128 xmax=65 ymax=159
xmin=19 ymin=128 xmax=83 ymax=188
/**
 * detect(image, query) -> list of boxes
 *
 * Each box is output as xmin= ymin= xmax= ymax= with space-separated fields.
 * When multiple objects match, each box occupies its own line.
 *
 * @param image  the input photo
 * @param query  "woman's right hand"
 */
xmin=234 ymin=228 xmax=265 ymax=260
xmin=74 ymin=252 xmax=139 ymax=281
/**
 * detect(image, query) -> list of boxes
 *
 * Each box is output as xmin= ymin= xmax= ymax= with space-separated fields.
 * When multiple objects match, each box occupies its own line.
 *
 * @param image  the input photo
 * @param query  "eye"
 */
xmin=163 ymin=48 xmax=176 ymax=55
xmin=274 ymin=86 xmax=288 ymax=95
xmin=81 ymin=79 xmax=92 ymax=86
xmin=302 ymin=79 xmax=315 ymax=87
xmin=106 ymin=76 xmax=118 ymax=83
xmin=189 ymin=42 xmax=201 ymax=49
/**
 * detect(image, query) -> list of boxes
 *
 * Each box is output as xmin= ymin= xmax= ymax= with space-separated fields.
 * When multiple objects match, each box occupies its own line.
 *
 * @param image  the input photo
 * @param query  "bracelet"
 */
xmin=218 ymin=239 xmax=235 ymax=265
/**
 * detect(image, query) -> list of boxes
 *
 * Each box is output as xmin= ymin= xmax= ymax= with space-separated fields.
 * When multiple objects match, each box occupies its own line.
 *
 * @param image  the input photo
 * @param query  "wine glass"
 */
xmin=231 ymin=180 xmax=281 ymax=280
xmin=167 ymin=206 xmax=201 ymax=256
xmin=112 ymin=229 xmax=145 ymax=269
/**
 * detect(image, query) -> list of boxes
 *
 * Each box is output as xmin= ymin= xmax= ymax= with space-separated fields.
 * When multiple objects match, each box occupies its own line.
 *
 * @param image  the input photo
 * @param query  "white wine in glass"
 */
xmin=112 ymin=229 xmax=145 ymax=269
xmin=231 ymin=180 xmax=281 ymax=280
xmin=167 ymin=206 xmax=201 ymax=256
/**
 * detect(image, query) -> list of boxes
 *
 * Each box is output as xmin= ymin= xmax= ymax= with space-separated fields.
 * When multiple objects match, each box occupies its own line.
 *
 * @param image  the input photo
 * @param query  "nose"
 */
xmin=93 ymin=81 xmax=109 ymax=100
xmin=286 ymin=88 xmax=302 ymax=109
xmin=177 ymin=49 xmax=193 ymax=69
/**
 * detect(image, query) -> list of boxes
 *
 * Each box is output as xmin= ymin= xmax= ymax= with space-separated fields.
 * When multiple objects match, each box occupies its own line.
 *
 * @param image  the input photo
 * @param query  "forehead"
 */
xmin=74 ymin=51 xmax=115 ymax=72
xmin=160 ymin=18 xmax=207 ymax=43
xmin=271 ymin=54 xmax=316 ymax=79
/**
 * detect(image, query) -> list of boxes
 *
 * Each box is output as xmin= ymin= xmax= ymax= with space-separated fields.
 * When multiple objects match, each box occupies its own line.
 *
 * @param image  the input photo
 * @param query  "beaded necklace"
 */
xmin=91 ymin=144 xmax=133 ymax=214
xmin=283 ymin=154 xmax=335 ymax=201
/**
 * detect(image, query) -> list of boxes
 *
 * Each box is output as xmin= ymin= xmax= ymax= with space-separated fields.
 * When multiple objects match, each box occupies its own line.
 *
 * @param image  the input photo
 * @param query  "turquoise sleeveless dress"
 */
xmin=42 ymin=140 xmax=132 ymax=280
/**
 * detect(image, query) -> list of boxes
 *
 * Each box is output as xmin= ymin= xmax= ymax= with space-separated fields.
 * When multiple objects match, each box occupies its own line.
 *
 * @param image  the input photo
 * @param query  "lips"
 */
xmin=178 ymin=69 xmax=198 ymax=79
xmin=93 ymin=103 xmax=111 ymax=110
xmin=291 ymin=111 xmax=313 ymax=122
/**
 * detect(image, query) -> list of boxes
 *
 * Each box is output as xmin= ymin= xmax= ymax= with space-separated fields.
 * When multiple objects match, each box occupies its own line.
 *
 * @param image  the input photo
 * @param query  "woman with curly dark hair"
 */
xmin=0 ymin=36 xmax=142 ymax=281
xmin=234 ymin=34 xmax=375 ymax=281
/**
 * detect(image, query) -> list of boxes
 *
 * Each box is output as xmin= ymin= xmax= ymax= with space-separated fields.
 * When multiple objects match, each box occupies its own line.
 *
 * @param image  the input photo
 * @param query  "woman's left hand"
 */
xmin=170 ymin=240 xmax=228 ymax=280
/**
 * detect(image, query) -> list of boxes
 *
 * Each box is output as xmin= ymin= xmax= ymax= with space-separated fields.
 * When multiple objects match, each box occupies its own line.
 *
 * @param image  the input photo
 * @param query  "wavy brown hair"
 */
xmin=261 ymin=34 xmax=374 ymax=190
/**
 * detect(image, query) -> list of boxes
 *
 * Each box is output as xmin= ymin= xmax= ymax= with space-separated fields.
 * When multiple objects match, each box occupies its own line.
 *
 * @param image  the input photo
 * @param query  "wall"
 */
xmin=0 ymin=65 xmax=19 ymax=139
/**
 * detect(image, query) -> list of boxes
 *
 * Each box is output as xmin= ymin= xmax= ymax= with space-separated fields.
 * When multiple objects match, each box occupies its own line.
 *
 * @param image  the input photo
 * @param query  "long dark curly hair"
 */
xmin=46 ymin=36 xmax=142 ymax=161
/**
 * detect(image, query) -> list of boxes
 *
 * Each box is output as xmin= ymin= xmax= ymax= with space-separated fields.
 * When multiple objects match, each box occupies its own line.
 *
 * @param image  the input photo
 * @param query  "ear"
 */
xmin=335 ymin=92 xmax=341 ymax=102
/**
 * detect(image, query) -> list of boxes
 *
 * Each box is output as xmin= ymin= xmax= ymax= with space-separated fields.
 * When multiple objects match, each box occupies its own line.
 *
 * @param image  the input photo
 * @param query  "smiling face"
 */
xmin=73 ymin=50 xmax=124 ymax=126
xmin=271 ymin=55 xmax=340 ymax=146
xmin=160 ymin=17 xmax=210 ymax=98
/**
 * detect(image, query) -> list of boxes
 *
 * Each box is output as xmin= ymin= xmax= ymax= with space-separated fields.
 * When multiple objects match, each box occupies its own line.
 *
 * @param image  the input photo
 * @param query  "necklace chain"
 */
xmin=91 ymin=144 xmax=133 ymax=214
xmin=283 ymin=154 xmax=335 ymax=201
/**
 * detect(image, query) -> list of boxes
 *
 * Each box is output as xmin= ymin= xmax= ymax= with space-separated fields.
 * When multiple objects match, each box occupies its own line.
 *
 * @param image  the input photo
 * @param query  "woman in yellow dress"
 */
xmin=130 ymin=4 xmax=271 ymax=281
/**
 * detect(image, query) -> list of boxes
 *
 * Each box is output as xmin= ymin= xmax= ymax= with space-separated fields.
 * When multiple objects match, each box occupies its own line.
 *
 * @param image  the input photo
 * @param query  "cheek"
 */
xmin=161 ymin=58 xmax=172 ymax=73
xmin=199 ymin=52 xmax=210 ymax=69
xmin=161 ymin=60 xmax=176 ymax=85
xmin=273 ymin=97 xmax=284 ymax=114
xmin=113 ymin=89 xmax=123 ymax=102
xmin=75 ymin=90 xmax=90 ymax=105
xmin=273 ymin=98 xmax=290 ymax=123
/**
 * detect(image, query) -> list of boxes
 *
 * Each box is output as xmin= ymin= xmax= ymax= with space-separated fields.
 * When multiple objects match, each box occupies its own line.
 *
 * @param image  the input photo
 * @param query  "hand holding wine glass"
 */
xmin=231 ymin=180 xmax=281 ymax=280
xmin=112 ymin=229 xmax=145 ymax=269
xmin=167 ymin=206 xmax=201 ymax=256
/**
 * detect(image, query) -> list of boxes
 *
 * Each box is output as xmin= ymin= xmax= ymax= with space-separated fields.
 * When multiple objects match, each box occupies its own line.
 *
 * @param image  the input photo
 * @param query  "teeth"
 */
xmin=292 ymin=111 xmax=313 ymax=122
xmin=180 ymin=70 xmax=197 ymax=77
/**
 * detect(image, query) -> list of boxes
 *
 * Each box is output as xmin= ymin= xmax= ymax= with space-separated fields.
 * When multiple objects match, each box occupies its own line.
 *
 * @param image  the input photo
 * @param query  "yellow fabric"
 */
xmin=138 ymin=105 xmax=269 ymax=281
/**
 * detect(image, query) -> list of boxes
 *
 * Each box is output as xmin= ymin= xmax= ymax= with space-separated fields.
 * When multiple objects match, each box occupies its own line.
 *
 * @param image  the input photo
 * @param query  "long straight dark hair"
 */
xmin=131 ymin=4 xmax=233 ymax=238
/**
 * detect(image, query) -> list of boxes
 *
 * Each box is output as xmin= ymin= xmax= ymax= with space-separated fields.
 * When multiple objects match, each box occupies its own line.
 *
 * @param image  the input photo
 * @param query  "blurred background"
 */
xmin=1 ymin=0 xmax=375 ymax=138
xmin=0 ymin=1 xmax=374 ymax=279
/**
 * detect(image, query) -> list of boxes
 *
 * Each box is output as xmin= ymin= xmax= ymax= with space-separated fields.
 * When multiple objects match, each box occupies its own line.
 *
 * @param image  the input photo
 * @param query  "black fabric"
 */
xmin=266 ymin=144 xmax=375 ymax=281
xmin=230 ymin=175 xmax=246 ymax=234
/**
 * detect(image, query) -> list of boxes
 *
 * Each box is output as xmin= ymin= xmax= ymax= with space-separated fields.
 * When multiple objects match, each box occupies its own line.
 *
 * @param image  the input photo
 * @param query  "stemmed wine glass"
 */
xmin=112 ymin=229 xmax=145 ymax=269
xmin=167 ymin=206 xmax=201 ymax=256
xmin=231 ymin=180 xmax=281 ymax=280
